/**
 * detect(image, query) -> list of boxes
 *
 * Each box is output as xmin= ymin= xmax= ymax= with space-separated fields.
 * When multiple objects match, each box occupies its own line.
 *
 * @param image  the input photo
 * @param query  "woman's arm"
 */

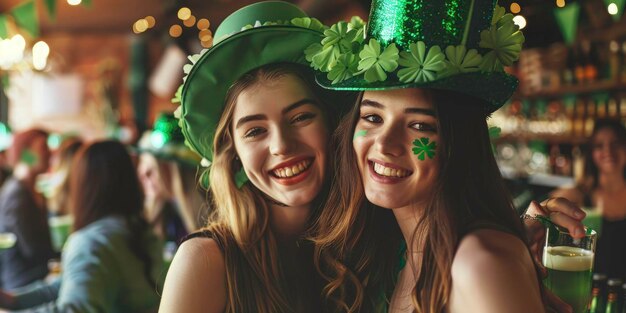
xmin=158 ymin=238 xmax=227 ymax=313
xmin=449 ymin=229 xmax=545 ymax=313
xmin=0 ymin=279 xmax=60 ymax=310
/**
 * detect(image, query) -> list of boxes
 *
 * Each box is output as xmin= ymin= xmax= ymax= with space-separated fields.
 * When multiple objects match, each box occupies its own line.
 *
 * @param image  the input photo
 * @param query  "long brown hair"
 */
xmin=313 ymin=90 xmax=529 ymax=312
xmin=69 ymin=140 xmax=155 ymax=287
xmin=204 ymin=63 xmax=339 ymax=313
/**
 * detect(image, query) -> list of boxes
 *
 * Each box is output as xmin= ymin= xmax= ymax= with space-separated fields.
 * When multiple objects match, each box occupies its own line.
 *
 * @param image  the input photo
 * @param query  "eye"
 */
xmin=291 ymin=112 xmax=316 ymax=124
xmin=410 ymin=122 xmax=437 ymax=133
xmin=244 ymin=127 xmax=266 ymax=138
xmin=361 ymin=114 xmax=382 ymax=124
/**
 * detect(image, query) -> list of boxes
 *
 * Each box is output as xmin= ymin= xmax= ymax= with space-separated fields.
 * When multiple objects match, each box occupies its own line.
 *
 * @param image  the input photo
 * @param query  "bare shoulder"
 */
xmin=449 ymin=229 xmax=544 ymax=313
xmin=158 ymin=237 xmax=226 ymax=313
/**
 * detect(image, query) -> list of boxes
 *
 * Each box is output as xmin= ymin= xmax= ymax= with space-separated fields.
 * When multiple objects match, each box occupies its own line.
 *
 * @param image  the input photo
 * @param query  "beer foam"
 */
xmin=543 ymin=246 xmax=594 ymax=271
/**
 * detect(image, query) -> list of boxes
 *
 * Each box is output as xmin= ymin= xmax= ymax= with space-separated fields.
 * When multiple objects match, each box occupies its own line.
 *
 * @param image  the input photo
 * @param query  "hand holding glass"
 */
xmin=542 ymin=226 xmax=596 ymax=313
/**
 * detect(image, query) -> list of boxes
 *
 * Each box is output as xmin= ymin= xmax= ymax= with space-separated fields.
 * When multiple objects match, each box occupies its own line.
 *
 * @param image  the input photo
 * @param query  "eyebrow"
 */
xmin=361 ymin=99 xmax=436 ymax=117
xmin=235 ymin=98 xmax=317 ymax=129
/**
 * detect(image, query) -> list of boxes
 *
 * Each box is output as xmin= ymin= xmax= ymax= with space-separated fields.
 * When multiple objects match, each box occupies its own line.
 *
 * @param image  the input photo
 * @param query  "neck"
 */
xmin=269 ymin=202 xmax=311 ymax=244
xmin=598 ymin=171 xmax=626 ymax=192
xmin=392 ymin=203 xmax=426 ymax=264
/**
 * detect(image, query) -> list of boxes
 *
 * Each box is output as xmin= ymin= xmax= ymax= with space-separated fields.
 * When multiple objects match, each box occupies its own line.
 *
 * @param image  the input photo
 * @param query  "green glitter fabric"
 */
xmin=306 ymin=0 xmax=524 ymax=112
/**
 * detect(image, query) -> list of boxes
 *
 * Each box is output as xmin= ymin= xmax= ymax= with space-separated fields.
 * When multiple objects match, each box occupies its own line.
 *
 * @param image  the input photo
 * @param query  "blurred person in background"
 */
xmin=39 ymin=138 xmax=83 ymax=216
xmin=0 ymin=140 xmax=162 ymax=312
xmin=552 ymin=118 xmax=626 ymax=280
xmin=0 ymin=129 xmax=54 ymax=291
xmin=0 ymin=122 xmax=13 ymax=188
xmin=136 ymin=113 xmax=205 ymax=245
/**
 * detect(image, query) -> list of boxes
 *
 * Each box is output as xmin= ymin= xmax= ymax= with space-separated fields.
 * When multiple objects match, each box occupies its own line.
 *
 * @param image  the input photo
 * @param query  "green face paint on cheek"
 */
xmin=353 ymin=130 xmax=367 ymax=140
xmin=412 ymin=137 xmax=436 ymax=161
xmin=20 ymin=149 xmax=38 ymax=166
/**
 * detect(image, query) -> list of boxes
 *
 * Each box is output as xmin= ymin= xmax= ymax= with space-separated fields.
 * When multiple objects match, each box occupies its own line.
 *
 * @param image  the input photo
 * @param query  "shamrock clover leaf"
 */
xmin=358 ymin=39 xmax=399 ymax=82
xmin=440 ymin=45 xmax=482 ymax=77
xmin=491 ymin=5 xmax=506 ymax=25
xmin=412 ymin=137 xmax=436 ymax=161
xmin=397 ymin=41 xmax=446 ymax=83
xmin=328 ymin=53 xmax=359 ymax=84
xmin=479 ymin=13 xmax=524 ymax=71
xmin=348 ymin=16 xmax=366 ymax=43
xmin=322 ymin=21 xmax=358 ymax=54
xmin=171 ymin=84 xmax=183 ymax=103
xmin=311 ymin=44 xmax=340 ymax=71
xmin=305 ymin=43 xmax=323 ymax=63
xmin=291 ymin=17 xmax=327 ymax=33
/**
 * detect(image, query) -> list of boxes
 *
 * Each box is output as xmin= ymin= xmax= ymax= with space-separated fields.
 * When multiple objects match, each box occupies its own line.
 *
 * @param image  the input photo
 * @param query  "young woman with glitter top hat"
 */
xmin=306 ymin=0 xmax=586 ymax=312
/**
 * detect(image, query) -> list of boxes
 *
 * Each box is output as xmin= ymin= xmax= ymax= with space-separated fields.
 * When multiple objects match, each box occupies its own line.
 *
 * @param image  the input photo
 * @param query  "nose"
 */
xmin=374 ymin=122 xmax=405 ymax=157
xmin=269 ymin=125 xmax=296 ymax=156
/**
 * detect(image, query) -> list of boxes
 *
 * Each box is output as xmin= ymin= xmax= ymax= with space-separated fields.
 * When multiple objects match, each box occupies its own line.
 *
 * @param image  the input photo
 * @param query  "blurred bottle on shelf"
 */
xmin=563 ymin=46 xmax=576 ymax=86
xmin=621 ymin=42 xmax=626 ymax=83
xmin=608 ymin=41 xmax=621 ymax=82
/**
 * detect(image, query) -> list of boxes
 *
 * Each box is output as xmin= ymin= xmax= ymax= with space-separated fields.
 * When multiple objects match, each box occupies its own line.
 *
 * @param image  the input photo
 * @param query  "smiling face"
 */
xmin=231 ymin=74 xmax=329 ymax=207
xmin=592 ymin=128 xmax=626 ymax=175
xmin=353 ymin=88 xmax=439 ymax=210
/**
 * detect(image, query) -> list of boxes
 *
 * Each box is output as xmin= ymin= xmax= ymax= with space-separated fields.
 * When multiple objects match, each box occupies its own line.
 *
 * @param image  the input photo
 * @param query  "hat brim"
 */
xmin=180 ymin=26 xmax=323 ymax=160
xmin=315 ymin=71 xmax=518 ymax=113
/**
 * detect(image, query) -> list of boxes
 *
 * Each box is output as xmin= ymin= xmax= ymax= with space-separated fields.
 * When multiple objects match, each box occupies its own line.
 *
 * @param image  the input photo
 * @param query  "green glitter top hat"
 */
xmin=175 ymin=1 xmax=328 ymax=162
xmin=306 ymin=0 xmax=525 ymax=112
xmin=137 ymin=112 xmax=201 ymax=166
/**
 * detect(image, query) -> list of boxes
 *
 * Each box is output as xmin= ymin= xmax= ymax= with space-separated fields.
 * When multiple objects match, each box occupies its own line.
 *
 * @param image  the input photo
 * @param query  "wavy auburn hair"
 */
xmin=313 ymin=90 xmax=530 ymax=312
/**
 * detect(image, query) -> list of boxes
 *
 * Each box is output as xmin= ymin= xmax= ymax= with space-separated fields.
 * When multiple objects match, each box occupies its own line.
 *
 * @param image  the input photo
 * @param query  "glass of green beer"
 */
xmin=542 ymin=226 xmax=596 ymax=313
xmin=48 ymin=215 xmax=73 ymax=252
xmin=0 ymin=232 xmax=17 ymax=250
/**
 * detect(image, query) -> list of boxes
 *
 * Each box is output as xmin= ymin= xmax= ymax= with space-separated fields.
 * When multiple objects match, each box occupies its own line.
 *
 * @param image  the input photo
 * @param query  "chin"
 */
xmin=365 ymin=192 xmax=410 ymax=209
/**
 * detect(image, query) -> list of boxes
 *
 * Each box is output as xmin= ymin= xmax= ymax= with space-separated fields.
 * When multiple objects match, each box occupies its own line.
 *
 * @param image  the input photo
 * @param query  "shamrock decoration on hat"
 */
xmin=306 ymin=0 xmax=525 ymax=112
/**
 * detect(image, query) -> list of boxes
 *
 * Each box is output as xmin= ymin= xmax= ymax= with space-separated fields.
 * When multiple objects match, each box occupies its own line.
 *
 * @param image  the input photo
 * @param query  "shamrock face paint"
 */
xmin=353 ymin=130 xmax=367 ymax=140
xmin=20 ymin=149 xmax=38 ymax=166
xmin=412 ymin=137 xmax=436 ymax=161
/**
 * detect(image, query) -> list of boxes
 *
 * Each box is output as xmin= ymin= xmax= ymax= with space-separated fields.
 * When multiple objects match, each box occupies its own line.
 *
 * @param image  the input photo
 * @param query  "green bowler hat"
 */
xmin=306 ymin=0 xmax=525 ymax=112
xmin=137 ymin=113 xmax=201 ymax=166
xmin=177 ymin=1 xmax=327 ymax=161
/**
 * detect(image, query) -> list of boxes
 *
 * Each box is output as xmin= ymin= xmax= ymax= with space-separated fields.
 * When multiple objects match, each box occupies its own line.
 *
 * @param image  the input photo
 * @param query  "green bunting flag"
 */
xmin=553 ymin=2 xmax=580 ymax=45
xmin=604 ymin=0 xmax=625 ymax=21
xmin=44 ymin=0 xmax=57 ymax=19
xmin=0 ymin=15 xmax=7 ymax=39
xmin=11 ymin=0 xmax=38 ymax=38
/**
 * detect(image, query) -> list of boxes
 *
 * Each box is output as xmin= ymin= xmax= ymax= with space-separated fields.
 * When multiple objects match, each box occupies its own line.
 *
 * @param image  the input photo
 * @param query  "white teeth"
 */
xmin=373 ymin=162 xmax=409 ymax=178
xmin=273 ymin=159 xmax=312 ymax=178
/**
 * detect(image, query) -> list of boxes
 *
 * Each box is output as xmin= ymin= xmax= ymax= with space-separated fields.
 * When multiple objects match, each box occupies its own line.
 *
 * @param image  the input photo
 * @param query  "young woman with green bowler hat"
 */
xmin=158 ymin=2 xmax=350 ymax=312
xmin=307 ymin=1 xmax=586 ymax=312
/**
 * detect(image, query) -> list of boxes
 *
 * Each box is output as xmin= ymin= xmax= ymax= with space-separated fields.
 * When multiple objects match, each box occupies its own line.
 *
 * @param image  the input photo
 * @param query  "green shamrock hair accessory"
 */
xmin=353 ymin=129 xmax=367 ymax=140
xmin=412 ymin=137 xmax=437 ymax=161
xmin=235 ymin=168 xmax=249 ymax=188
xmin=20 ymin=149 xmax=37 ymax=166
xmin=305 ymin=1 xmax=525 ymax=112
